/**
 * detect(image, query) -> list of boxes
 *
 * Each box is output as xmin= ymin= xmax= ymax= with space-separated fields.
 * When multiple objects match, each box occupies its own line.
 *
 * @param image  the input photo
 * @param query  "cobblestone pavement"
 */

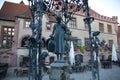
xmin=1 ymin=65 xmax=120 ymax=80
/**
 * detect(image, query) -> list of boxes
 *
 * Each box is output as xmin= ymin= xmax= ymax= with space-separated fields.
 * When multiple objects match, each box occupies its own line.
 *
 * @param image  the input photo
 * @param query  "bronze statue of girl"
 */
xmin=51 ymin=15 xmax=67 ymax=60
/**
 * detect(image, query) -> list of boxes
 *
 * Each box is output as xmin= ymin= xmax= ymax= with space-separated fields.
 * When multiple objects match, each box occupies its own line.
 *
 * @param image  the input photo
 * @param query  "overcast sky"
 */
xmin=0 ymin=0 xmax=120 ymax=23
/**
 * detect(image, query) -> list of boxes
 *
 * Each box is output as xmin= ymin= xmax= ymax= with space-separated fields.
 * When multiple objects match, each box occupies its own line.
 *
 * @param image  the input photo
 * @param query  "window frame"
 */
xmin=84 ymin=38 xmax=89 ymax=47
xmin=73 ymin=38 xmax=82 ymax=46
xmin=108 ymin=40 xmax=113 ymax=48
xmin=25 ymin=21 xmax=30 ymax=28
xmin=84 ymin=23 xmax=88 ymax=30
xmin=24 ymin=19 xmax=31 ymax=28
xmin=99 ymin=23 xmax=104 ymax=33
xmin=69 ymin=18 xmax=76 ymax=29
xmin=107 ymin=24 xmax=112 ymax=34
xmin=1 ymin=26 xmax=15 ymax=48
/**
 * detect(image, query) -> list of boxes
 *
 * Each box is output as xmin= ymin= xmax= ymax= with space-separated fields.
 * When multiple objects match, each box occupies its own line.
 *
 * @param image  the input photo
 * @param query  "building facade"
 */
xmin=117 ymin=25 xmax=120 ymax=49
xmin=0 ymin=1 xmax=119 ymax=66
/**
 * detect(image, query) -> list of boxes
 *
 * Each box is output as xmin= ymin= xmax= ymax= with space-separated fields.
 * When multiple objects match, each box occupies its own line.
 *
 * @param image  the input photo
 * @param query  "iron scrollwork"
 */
xmin=27 ymin=0 xmax=100 ymax=80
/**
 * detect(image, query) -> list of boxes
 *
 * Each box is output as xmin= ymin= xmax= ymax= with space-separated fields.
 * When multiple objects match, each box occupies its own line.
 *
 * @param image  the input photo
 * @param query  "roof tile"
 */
xmin=0 ymin=1 xmax=31 ymax=21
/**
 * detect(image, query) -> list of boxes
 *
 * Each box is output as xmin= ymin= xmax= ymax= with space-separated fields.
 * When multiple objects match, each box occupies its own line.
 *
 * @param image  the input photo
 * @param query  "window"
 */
xmin=69 ymin=18 xmax=76 ymax=28
xmin=2 ymin=26 xmax=14 ymax=48
xmin=84 ymin=38 xmax=90 ymax=51
xmin=73 ymin=39 xmax=82 ymax=46
xmin=84 ymin=23 xmax=88 ymax=30
xmin=107 ymin=24 xmax=112 ymax=34
xmin=25 ymin=21 xmax=30 ymax=28
xmin=99 ymin=23 xmax=104 ymax=32
xmin=46 ymin=22 xmax=52 ymax=30
xmin=108 ymin=40 xmax=113 ymax=48
xmin=84 ymin=38 xmax=89 ymax=47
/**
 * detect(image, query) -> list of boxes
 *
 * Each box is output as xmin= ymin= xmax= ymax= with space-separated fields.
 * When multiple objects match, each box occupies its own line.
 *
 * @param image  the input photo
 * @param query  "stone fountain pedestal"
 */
xmin=49 ymin=60 xmax=70 ymax=80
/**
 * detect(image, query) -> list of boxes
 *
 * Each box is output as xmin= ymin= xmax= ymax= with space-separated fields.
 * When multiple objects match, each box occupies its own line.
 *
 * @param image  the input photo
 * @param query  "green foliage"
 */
xmin=77 ymin=45 xmax=85 ymax=53
xmin=99 ymin=46 xmax=104 ymax=52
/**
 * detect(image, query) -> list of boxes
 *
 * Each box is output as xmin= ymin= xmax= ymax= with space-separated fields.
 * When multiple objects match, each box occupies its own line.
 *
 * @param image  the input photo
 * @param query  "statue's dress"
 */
xmin=53 ymin=23 xmax=65 ymax=54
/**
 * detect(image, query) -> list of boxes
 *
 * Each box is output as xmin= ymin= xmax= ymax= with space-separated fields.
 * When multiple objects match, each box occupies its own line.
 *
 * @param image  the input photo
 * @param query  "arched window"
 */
xmin=21 ymin=36 xmax=46 ymax=47
xmin=21 ymin=36 xmax=29 ymax=47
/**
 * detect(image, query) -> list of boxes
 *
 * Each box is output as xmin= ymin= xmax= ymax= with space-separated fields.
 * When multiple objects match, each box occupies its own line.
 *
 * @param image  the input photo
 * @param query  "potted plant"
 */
xmin=77 ymin=45 xmax=85 ymax=54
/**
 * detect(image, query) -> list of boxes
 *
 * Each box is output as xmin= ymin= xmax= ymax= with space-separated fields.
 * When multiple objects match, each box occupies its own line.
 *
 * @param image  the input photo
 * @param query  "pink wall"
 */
xmin=117 ymin=26 xmax=120 ymax=49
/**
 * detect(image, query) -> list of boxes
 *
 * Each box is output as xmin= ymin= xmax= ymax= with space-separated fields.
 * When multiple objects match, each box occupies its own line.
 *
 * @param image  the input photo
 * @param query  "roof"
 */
xmin=0 ymin=1 xmax=31 ymax=21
